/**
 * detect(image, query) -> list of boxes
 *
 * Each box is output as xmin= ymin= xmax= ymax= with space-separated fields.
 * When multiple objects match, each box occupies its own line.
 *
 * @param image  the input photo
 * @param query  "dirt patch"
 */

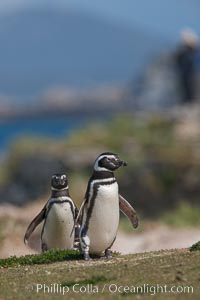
xmin=0 ymin=201 xmax=199 ymax=258
xmin=114 ymin=225 xmax=200 ymax=254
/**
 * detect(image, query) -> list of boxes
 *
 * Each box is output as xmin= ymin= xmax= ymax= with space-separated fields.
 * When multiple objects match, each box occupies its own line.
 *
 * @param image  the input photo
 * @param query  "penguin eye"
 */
xmin=107 ymin=157 xmax=115 ymax=163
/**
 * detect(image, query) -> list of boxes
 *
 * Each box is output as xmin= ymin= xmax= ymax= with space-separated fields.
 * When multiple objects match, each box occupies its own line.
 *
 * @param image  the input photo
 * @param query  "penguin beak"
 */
xmin=119 ymin=160 xmax=127 ymax=167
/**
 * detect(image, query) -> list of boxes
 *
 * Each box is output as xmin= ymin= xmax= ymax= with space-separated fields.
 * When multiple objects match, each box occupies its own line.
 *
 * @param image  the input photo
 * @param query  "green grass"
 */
xmin=190 ymin=241 xmax=200 ymax=252
xmin=160 ymin=202 xmax=200 ymax=227
xmin=0 ymin=248 xmax=199 ymax=300
xmin=0 ymin=249 xmax=82 ymax=267
xmin=0 ymin=249 xmax=120 ymax=268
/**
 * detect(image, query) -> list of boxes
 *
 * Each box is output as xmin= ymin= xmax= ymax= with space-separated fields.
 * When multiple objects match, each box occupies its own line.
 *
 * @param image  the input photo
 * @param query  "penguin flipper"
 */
xmin=70 ymin=198 xmax=86 ymax=237
xmin=119 ymin=194 xmax=139 ymax=228
xmin=24 ymin=206 xmax=46 ymax=245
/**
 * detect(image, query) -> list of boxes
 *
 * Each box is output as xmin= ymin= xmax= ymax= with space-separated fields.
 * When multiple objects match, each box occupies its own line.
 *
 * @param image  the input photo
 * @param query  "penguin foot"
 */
xmin=105 ymin=249 xmax=113 ymax=259
xmin=41 ymin=242 xmax=48 ymax=252
xmin=84 ymin=253 xmax=92 ymax=261
xmin=99 ymin=255 xmax=106 ymax=260
xmin=73 ymin=241 xmax=80 ymax=251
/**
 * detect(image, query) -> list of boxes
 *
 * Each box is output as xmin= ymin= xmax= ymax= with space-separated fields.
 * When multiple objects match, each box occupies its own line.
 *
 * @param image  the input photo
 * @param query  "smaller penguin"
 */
xmin=77 ymin=152 xmax=139 ymax=260
xmin=24 ymin=173 xmax=78 ymax=251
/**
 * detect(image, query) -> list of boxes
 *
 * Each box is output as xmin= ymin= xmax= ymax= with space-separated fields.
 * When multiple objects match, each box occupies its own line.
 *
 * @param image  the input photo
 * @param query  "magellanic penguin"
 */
xmin=24 ymin=173 xmax=78 ymax=252
xmin=77 ymin=152 xmax=139 ymax=260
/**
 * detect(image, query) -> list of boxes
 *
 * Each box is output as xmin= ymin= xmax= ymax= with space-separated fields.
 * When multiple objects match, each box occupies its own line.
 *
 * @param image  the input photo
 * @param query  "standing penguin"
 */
xmin=78 ymin=152 xmax=139 ymax=260
xmin=24 ymin=173 xmax=78 ymax=251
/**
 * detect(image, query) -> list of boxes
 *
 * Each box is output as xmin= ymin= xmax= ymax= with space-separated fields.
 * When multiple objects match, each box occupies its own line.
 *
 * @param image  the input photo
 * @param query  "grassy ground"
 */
xmin=0 ymin=248 xmax=199 ymax=300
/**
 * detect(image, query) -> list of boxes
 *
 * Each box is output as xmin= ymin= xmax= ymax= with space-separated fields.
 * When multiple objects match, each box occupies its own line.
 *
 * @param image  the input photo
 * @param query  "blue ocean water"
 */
xmin=0 ymin=115 xmax=89 ymax=151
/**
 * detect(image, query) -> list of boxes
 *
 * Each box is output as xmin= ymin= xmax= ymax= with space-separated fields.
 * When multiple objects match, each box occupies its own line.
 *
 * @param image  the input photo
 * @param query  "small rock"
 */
xmin=175 ymin=271 xmax=187 ymax=281
xmin=45 ymin=270 xmax=51 ymax=275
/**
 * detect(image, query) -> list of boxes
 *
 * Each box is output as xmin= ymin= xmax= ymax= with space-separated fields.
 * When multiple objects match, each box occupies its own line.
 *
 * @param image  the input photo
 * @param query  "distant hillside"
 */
xmin=0 ymin=8 xmax=167 ymax=101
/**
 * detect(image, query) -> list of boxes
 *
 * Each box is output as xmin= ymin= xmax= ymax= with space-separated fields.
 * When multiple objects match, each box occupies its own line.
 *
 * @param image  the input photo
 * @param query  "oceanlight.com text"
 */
xmin=30 ymin=283 xmax=194 ymax=296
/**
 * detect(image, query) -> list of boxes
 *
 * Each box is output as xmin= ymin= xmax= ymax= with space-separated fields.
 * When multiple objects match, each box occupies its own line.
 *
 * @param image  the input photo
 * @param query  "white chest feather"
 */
xmin=42 ymin=198 xmax=75 ymax=250
xmin=84 ymin=181 xmax=119 ymax=254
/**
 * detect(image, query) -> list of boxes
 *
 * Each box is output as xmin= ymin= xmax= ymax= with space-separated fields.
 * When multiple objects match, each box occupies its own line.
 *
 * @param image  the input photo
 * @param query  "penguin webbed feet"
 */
xmin=41 ymin=242 xmax=48 ymax=252
xmin=104 ymin=249 xmax=113 ymax=259
xmin=84 ymin=253 xmax=92 ymax=261
xmin=82 ymin=249 xmax=113 ymax=261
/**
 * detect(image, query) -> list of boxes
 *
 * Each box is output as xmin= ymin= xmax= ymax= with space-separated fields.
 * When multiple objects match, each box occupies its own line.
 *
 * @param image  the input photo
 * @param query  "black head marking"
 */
xmin=51 ymin=173 xmax=68 ymax=190
xmin=94 ymin=152 xmax=127 ymax=172
xmin=99 ymin=152 xmax=117 ymax=156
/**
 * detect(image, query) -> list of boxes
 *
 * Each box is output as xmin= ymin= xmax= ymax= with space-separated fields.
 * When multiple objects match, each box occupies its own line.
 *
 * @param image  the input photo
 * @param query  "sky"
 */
xmin=0 ymin=0 xmax=199 ymax=41
xmin=68 ymin=0 xmax=200 ymax=38
xmin=0 ymin=0 xmax=199 ymax=102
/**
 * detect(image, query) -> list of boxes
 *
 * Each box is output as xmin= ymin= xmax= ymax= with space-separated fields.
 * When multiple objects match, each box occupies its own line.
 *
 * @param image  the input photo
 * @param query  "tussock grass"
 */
xmin=0 ymin=249 xmax=82 ymax=267
xmin=190 ymin=241 xmax=200 ymax=252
